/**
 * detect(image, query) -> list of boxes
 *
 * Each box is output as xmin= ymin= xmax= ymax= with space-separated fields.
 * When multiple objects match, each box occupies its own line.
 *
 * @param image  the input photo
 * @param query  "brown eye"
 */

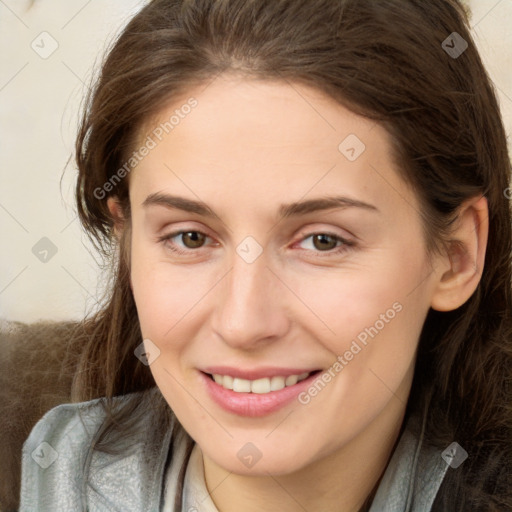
xmin=180 ymin=231 xmax=206 ymax=249
xmin=295 ymin=232 xmax=354 ymax=257
xmin=157 ymin=230 xmax=212 ymax=255
xmin=312 ymin=234 xmax=339 ymax=251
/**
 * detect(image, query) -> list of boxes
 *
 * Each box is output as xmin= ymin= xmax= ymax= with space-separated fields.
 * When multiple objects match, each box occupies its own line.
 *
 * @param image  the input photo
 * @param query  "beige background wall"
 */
xmin=0 ymin=0 xmax=511 ymax=322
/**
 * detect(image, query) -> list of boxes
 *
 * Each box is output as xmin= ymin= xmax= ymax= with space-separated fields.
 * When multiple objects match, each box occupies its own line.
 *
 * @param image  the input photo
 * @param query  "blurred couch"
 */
xmin=0 ymin=319 xmax=83 ymax=512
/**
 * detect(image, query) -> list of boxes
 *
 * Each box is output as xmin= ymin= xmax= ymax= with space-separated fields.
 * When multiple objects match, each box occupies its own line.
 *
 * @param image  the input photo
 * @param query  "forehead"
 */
xmin=138 ymin=75 xmax=383 ymax=153
xmin=128 ymin=75 xmax=415 ymax=218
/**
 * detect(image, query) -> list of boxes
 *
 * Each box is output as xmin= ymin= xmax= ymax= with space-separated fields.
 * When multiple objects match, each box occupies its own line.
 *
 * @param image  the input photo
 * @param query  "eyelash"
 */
xmin=156 ymin=229 xmax=355 ymax=257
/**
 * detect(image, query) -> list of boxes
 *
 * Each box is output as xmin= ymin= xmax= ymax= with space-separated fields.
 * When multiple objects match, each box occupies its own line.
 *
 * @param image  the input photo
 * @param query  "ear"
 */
xmin=430 ymin=195 xmax=488 ymax=311
xmin=106 ymin=196 xmax=125 ymax=239
xmin=107 ymin=196 xmax=133 ymax=292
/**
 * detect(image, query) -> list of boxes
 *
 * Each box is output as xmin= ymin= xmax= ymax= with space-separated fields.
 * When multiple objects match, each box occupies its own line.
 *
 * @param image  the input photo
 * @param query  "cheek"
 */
xmin=129 ymin=238 xmax=217 ymax=350
xmin=298 ymin=255 xmax=429 ymax=347
xmin=294 ymin=252 xmax=431 ymax=404
xmin=131 ymin=264 xmax=199 ymax=339
xmin=130 ymin=239 xmax=176 ymax=336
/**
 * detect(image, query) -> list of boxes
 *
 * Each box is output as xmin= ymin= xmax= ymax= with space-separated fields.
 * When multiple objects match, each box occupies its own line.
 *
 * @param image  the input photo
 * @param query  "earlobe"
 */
xmin=430 ymin=195 xmax=488 ymax=312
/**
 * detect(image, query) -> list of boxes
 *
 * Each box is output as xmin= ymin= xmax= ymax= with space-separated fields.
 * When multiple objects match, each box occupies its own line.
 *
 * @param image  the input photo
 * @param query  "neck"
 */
xmin=202 ymin=376 xmax=411 ymax=512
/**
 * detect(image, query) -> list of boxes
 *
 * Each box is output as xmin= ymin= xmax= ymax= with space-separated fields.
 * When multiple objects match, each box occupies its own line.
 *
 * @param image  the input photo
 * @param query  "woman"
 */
xmin=20 ymin=0 xmax=511 ymax=510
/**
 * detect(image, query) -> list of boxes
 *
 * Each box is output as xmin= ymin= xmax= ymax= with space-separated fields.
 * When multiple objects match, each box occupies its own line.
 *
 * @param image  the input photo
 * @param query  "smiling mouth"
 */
xmin=205 ymin=370 xmax=322 ymax=394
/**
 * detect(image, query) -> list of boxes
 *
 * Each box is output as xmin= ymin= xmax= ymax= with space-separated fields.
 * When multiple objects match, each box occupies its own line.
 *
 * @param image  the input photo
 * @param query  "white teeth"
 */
xmin=285 ymin=375 xmax=298 ymax=386
xmin=223 ymin=375 xmax=234 ymax=390
xmin=270 ymin=376 xmax=286 ymax=391
xmin=232 ymin=378 xmax=251 ymax=392
xmin=251 ymin=378 xmax=271 ymax=394
xmin=212 ymin=371 xmax=311 ymax=394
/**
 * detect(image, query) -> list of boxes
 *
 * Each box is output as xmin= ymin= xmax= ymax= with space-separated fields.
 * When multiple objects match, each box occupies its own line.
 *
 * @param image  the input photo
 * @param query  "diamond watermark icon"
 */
xmin=236 ymin=236 xmax=263 ymax=264
xmin=31 ymin=441 xmax=58 ymax=469
xmin=237 ymin=442 xmax=263 ymax=468
xmin=441 ymin=441 xmax=468 ymax=468
xmin=441 ymin=32 xmax=468 ymax=59
xmin=32 ymin=237 xmax=58 ymax=263
xmin=338 ymin=134 xmax=366 ymax=162
xmin=134 ymin=338 xmax=161 ymax=365
xmin=31 ymin=31 xmax=59 ymax=59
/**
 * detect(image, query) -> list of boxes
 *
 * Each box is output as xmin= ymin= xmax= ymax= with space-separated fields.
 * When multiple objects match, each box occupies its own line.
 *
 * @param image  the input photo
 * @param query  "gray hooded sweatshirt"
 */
xmin=19 ymin=388 xmax=450 ymax=511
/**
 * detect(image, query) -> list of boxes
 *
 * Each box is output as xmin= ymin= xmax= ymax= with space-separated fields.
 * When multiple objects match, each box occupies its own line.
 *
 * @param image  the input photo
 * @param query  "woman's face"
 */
xmin=125 ymin=75 xmax=441 ymax=475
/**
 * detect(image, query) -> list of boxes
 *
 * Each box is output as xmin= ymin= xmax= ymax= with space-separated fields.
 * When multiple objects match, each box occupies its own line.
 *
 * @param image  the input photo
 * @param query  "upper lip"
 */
xmin=201 ymin=366 xmax=321 ymax=380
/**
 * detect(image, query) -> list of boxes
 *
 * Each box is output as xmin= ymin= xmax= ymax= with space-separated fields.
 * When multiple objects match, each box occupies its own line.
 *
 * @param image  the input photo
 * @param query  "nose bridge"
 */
xmin=211 ymin=243 xmax=288 ymax=348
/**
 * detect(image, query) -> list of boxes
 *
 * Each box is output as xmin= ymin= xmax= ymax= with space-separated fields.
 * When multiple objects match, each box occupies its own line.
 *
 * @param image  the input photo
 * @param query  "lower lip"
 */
xmin=199 ymin=371 xmax=321 ymax=417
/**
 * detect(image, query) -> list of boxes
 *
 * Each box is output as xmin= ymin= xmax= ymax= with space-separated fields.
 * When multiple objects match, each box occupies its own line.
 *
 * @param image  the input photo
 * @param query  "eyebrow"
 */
xmin=142 ymin=192 xmax=379 ymax=219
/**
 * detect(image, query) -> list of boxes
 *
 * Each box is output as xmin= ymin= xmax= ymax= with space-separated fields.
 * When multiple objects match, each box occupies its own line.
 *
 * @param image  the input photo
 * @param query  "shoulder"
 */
xmin=22 ymin=394 xmax=109 ymax=451
xmin=369 ymin=414 xmax=450 ymax=511
xmin=20 ymin=394 xmax=113 ymax=510
xmin=19 ymin=387 xmax=176 ymax=512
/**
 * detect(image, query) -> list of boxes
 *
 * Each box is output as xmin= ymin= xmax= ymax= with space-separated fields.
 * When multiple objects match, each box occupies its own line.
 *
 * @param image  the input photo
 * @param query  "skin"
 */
xmin=108 ymin=74 xmax=488 ymax=512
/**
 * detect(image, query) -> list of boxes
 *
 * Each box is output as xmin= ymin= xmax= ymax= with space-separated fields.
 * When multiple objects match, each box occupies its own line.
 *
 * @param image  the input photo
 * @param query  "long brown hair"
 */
xmin=70 ymin=1 xmax=512 ymax=510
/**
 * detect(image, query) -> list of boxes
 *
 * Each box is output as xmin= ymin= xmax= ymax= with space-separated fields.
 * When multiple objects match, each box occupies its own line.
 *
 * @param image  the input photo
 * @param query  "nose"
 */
xmin=210 ymin=247 xmax=290 ymax=351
